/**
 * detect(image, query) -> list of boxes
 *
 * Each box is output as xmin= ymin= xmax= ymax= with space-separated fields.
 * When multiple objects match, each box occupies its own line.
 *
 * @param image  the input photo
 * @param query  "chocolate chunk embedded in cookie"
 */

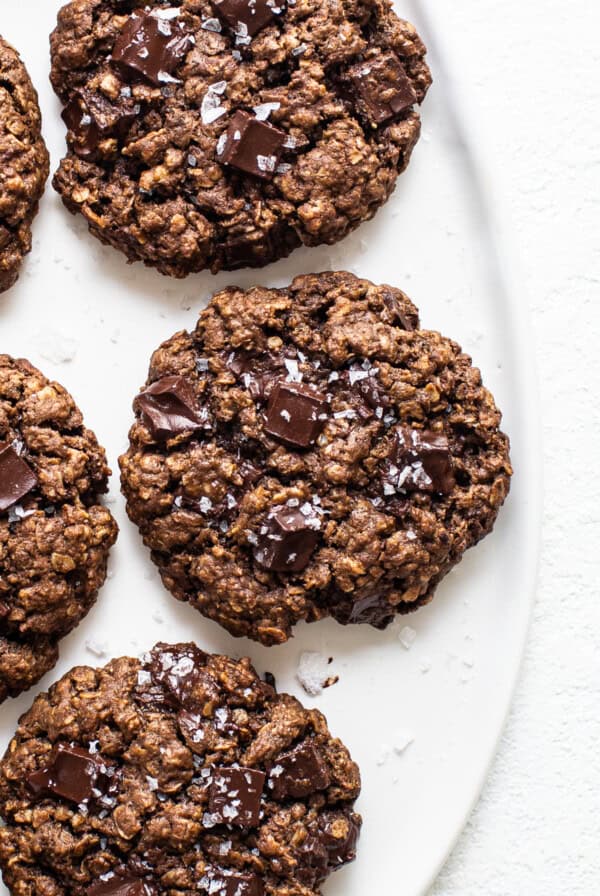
xmin=119 ymin=272 xmax=512 ymax=646
xmin=0 ymin=643 xmax=362 ymax=896
xmin=50 ymin=0 xmax=431 ymax=277
xmin=0 ymin=355 xmax=118 ymax=703
xmin=0 ymin=37 xmax=49 ymax=293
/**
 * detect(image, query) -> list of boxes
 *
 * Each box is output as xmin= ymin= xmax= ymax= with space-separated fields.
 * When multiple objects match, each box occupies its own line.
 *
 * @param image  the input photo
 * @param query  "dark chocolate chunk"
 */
xmin=265 ymin=381 xmax=328 ymax=448
xmin=134 ymin=375 xmax=208 ymax=440
xmin=208 ymin=766 xmax=266 ymax=827
xmin=318 ymin=811 xmax=361 ymax=867
xmin=384 ymin=427 xmax=455 ymax=496
xmin=202 ymin=869 xmax=263 ymax=896
xmin=263 ymin=671 xmax=276 ymax=689
xmin=217 ymin=111 xmax=286 ymax=180
xmin=344 ymin=364 xmax=389 ymax=415
xmin=145 ymin=643 xmax=213 ymax=711
xmin=111 ymin=11 xmax=192 ymax=86
xmin=62 ymin=89 xmax=138 ymax=158
xmin=269 ymin=742 xmax=331 ymax=799
xmin=381 ymin=289 xmax=418 ymax=330
xmin=88 ymin=875 xmax=151 ymax=896
xmin=225 ymin=350 xmax=286 ymax=401
xmin=332 ymin=592 xmax=394 ymax=628
xmin=26 ymin=743 xmax=109 ymax=805
xmin=213 ymin=0 xmax=279 ymax=39
xmin=254 ymin=506 xmax=320 ymax=573
xmin=0 ymin=443 xmax=38 ymax=513
xmin=345 ymin=52 xmax=417 ymax=126
xmin=0 ymin=600 xmax=9 ymax=619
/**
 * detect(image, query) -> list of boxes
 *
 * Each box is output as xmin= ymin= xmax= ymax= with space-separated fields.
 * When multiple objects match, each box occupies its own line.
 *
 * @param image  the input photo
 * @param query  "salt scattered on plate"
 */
xmin=296 ymin=651 xmax=337 ymax=696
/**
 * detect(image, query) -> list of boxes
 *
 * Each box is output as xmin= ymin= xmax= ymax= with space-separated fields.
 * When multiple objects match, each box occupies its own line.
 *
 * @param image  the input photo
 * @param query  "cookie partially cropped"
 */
xmin=120 ymin=272 xmax=512 ymax=645
xmin=0 ymin=356 xmax=118 ymax=702
xmin=50 ymin=0 xmax=431 ymax=278
xmin=0 ymin=642 xmax=362 ymax=896
xmin=0 ymin=37 xmax=49 ymax=293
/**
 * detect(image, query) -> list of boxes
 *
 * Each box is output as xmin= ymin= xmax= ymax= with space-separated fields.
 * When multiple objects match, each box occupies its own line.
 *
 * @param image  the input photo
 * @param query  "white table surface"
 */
xmin=428 ymin=2 xmax=600 ymax=893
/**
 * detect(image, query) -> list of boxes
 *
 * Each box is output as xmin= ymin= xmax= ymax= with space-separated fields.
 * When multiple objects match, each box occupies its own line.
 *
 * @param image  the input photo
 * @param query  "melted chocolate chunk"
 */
xmin=345 ymin=52 xmax=417 ymax=126
xmin=213 ymin=0 xmax=279 ymax=39
xmin=384 ymin=427 xmax=455 ymax=496
xmin=344 ymin=364 xmax=389 ymax=416
xmin=111 ymin=11 xmax=192 ymax=86
xmin=254 ymin=506 xmax=320 ymax=573
xmin=217 ymin=111 xmax=286 ymax=180
xmin=134 ymin=375 xmax=208 ymax=440
xmin=62 ymin=89 xmax=138 ymax=158
xmin=265 ymin=381 xmax=329 ymax=448
xmin=88 ymin=875 xmax=151 ymax=896
xmin=202 ymin=869 xmax=263 ymax=896
xmin=225 ymin=350 xmax=286 ymax=401
xmin=208 ymin=766 xmax=266 ymax=827
xmin=269 ymin=742 xmax=331 ymax=799
xmin=145 ymin=643 xmax=212 ymax=711
xmin=0 ymin=443 xmax=38 ymax=513
xmin=333 ymin=592 xmax=394 ymax=628
xmin=26 ymin=743 xmax=110 ymax=806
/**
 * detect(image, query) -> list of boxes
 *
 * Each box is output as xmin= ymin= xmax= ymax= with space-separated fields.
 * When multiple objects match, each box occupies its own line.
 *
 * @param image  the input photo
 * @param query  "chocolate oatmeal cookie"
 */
xmin=0 ymin=642 xmax=362 ymax=896
xmin=50 ymin=0 xmax=431 ymax=277
xmin=119 ymin=272 xmax=512 ymax=646
xmin=0 ymin=356 xmax=118 ymax=703
xmin=0 ymin=37 xmax=49 ymax=293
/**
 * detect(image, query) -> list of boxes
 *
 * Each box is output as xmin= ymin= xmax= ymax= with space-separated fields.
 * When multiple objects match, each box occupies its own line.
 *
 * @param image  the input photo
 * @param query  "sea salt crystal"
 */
xmin=86 ymin=639 xmax=109 ymax=658
xmin=202 ymin=17 xmax=222 ymax=32
xmin=253 ymin=101 xmax=280 ymax=121
xmin=398 ymin=625 xmax=417 ymax=649
xmin=36 ymin=330 xmax=77 ymax=364
xmin=393 ymin=730 xmax=414 ymax=754
xmin=284 ymin=358 xmax=302 ymax=381
xmin=296 ymin=651 xmax=330 ymax=696
xmin=376 ymin=745 xmax=391 ymax=766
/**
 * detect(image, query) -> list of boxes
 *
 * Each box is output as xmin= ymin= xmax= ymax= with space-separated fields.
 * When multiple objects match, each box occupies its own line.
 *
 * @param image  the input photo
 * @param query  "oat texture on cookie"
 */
xmin=0 ymin=356 xmax=118 ymax=703
xmin=0 ymin=643 xmax=362 ymax=896
xmin=0 ymin=37 xmax=49 ymax=293
xmin=119 ymin=272 xmax=513 ymax=646
xmin=50 ymin=0 xmax=431 ymax=277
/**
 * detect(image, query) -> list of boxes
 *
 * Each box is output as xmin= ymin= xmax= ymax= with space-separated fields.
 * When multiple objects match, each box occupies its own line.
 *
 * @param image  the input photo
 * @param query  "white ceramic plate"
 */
xmin=0 ymin=2 xmax=541 ymax=894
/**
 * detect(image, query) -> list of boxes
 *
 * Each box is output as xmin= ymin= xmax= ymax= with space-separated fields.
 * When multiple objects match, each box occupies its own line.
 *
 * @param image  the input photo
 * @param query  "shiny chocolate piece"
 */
xmin=217 ymin=111 xmax=286 ymax=180
xmin=146 ymin=643 xmax=212 ymax=711
xmin=62 ymin=89 xmax=138 ymax=158
xmin=213 ymin=0 xmax=279 ymax=38
xmin=88 ymin=875 xmax=150 ymax=896
xmin=111 ymin=11 xmax=192 ymax=86
xmin=345 ymin=52 xmax=417 ymax=126
xmin=384 ymin=427 xmax=455 ymax=496
xmin=134 ymin=375 xmax=207 ymax=440
xmin=26 ymin=743 xmax=109 ymax=805
xmin=202 ymin=869 xmax=264 ymax=896
xmin=254 ymin=506 xmax=320 ymax=573
xmin=269 ymin=742 xmax=331 ymax=799
xmin=208 ymin=765 xmax=266 ymax=827
xmin=343 ymin=592 xmax=394 ymax=628
xmin=0 ymin=443 xmax=38 ymax=513
xmin=319 ymin=811 xmax=361 ymax=867
xmin=265 ymin=381 xmax=328 ymax=448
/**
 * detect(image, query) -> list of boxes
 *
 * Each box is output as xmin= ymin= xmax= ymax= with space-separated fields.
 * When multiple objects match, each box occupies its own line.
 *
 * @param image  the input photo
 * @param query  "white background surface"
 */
xmin=0 ymin=0 xmax=597 ymax=894
xmin=428 ymin=2 xmax=600 ymax=893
